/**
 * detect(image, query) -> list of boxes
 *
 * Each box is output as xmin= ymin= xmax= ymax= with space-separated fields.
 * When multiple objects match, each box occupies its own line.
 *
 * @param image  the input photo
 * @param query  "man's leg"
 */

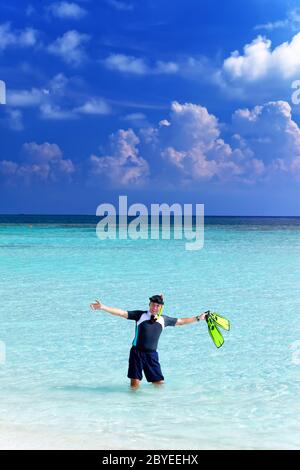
xmin=130 ymin=378 xmax=140 ymax=388
xmin=127 ymin=348 xmax=143 ymax=387
xmin=144 ymin=351 xmax=165 ymax=385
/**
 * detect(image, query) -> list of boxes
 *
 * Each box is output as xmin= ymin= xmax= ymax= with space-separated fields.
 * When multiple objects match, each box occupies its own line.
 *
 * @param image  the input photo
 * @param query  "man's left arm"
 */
xmin=175 ymin=312 xmax=207 ymax=326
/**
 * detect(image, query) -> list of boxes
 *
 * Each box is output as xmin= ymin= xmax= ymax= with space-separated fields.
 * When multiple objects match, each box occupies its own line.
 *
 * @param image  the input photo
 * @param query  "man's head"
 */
xmin=149 ymin=294 xmax=164 ymax=316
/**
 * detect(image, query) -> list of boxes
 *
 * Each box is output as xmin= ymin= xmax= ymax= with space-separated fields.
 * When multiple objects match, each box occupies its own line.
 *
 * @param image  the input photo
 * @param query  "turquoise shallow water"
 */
xmin=0 ymin=216 xmax=300 ymax=449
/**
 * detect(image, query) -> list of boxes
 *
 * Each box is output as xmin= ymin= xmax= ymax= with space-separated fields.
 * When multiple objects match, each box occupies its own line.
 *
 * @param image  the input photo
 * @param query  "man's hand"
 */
xmin=90 ymin=300 xmax=102 ymax=310
xmin=199 ymin=312 xmax=208 ymax=321
xmin=90 ymin=301 xmax=128 ymax=318
xmin=176 ymin=311 xmax=208 ymax=326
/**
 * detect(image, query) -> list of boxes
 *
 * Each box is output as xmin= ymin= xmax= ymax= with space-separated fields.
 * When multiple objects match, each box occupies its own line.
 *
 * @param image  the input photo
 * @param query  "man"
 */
xmin=90 ymin=294 xmax=207 ymax=388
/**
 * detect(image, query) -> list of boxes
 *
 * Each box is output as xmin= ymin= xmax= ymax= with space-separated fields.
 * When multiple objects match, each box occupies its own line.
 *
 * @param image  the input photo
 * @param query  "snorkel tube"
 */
xmin=156 ymin=304 xmax=164 ymax=320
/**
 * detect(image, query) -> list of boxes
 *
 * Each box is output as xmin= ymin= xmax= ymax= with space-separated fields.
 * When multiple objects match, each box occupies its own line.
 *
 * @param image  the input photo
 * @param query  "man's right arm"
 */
xmin=90 ymin=300 xmax=128 ymax=318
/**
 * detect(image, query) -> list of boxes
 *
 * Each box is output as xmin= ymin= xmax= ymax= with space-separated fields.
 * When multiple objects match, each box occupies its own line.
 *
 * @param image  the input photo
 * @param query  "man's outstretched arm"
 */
xmin=175 ymin=312 xmax=207 ymax=326
xmin=90 ymin=300 xmax=128 ymax=318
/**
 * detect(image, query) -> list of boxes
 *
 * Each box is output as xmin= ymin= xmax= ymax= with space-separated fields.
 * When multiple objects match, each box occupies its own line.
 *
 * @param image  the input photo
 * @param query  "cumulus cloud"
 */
xmin=0 ymin=22 xmax=38 ymax=50
xmin=232 ymin=100 xmax=300 ymax=179
xmin=90 ymin=129 xmax=149 ymax=186
xmin=23 ymin=142 xmax=63 ymax=160
xmin=0 ymin=142 xmax=75 ymax=183
xmin=222 ymin=32 xmax=300 ymax=83
xmin=103 ymin=54 xmax=179 ymax=75
xmin=48 ymin=30 xmax=90 ymax=66
xmin=88 ymin=100 xmax=300 ymax=187
xmin=161 ymin=101 xmax=300 ymax=183
xmin=158 ymin=101 xmax=249 ymax=182
xmin=3 ymin=99 xmax=300 ymax=187
xmin=47 ymin=2 xmax=87 ymax=19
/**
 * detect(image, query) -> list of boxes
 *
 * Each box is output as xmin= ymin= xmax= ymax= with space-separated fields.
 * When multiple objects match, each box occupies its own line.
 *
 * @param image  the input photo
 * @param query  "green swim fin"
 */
xmin=210 ymin=312 xmax=230 ymax=331
xmin=206 ymin=313 xmax=224 ymax=348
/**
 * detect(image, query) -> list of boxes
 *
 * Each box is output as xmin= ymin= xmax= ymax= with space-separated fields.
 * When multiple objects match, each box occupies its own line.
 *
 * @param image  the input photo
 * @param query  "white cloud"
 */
xmin=0 ymin=160 xmax=19 ymax=175
xmin=48 ymin=2 xmax=87 ymax=19
xmin=48 ymin=73 xmax=69 ymax=94
xmin=232 ymin=100 xmax=300 ymax=178
xmin=159 ymin=119 xmax=171 ymax=127
xmin=88 ymin=100 xmax=300 ymax=187
xmin=124 ymin=112 xmax=146 ymax=121
xmin=139 ymin=126 xmax=159 ymax=145
xmin=48 ymin=30 xmax=90 ymax=65
xmin=159 ymin=101 xmax=247 ymax=182
xmin=143 ymin=100 xmax=300 ymax=184
xmin=0 ymin=142 xmax=75 ymax=183
xmin=103 ymin=54 xmax=179 ymax=75
xmin=123 ymin=113 xmax=148 ymax=126
xmin=5 ymin=108 xmax=24 ymax=131
xmin=255 ymin=20 xmax=288 ymax=31
xmin=5 ymin=73 xmax=112 ymax=121
xmin=0 ymin=23 xmax=19 ymax=49
xmin=23 ymin=142 xmax=63 ymax=161
xmin=90 ymin=129 xmax=149 ymax=186
xmin=7 ymin=88 xmax=44 ymax=107
xmin=0 ymin=22 xmax=38 ymax=50
xmin=4 ymin=75 xmax=72 ymax=122
xmin=3 ymin=97 xmax=300 ymax=186
xmin=18 ymin=28 xmax=37 ymax=46
xmin=106 ymin=0 xmax=133 ymax=11
xmin=39 ymin=103 xmax=77 ymax=120
xmin=75 ymin=98 xmax=111 ymax=115
xmin=255 ymin=8 xmax=300 ymax=31
xmin=153 ymin=61 xmax=179 ymax=74
xmin=222 ymin=32 xmax=300 ymax=83
xmin=4 ymin=74 xmax=70 ymax=111
xmin=104 ymin=54 xmax=148 ymax=74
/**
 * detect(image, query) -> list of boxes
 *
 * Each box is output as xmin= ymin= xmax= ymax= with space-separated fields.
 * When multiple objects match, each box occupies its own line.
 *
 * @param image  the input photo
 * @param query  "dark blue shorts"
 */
xmin=127 ymin=347 xmax=164 ymax=382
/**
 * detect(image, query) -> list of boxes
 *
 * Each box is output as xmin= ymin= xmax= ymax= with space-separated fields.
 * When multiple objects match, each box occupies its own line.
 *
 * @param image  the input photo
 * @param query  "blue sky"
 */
xmin=1 ymin=0 xmax=300 ymax=215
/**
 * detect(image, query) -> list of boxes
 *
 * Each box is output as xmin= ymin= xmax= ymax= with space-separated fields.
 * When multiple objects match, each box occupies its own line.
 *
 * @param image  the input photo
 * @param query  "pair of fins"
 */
xmin=205 ymin=311 xmax=230 ymax=348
